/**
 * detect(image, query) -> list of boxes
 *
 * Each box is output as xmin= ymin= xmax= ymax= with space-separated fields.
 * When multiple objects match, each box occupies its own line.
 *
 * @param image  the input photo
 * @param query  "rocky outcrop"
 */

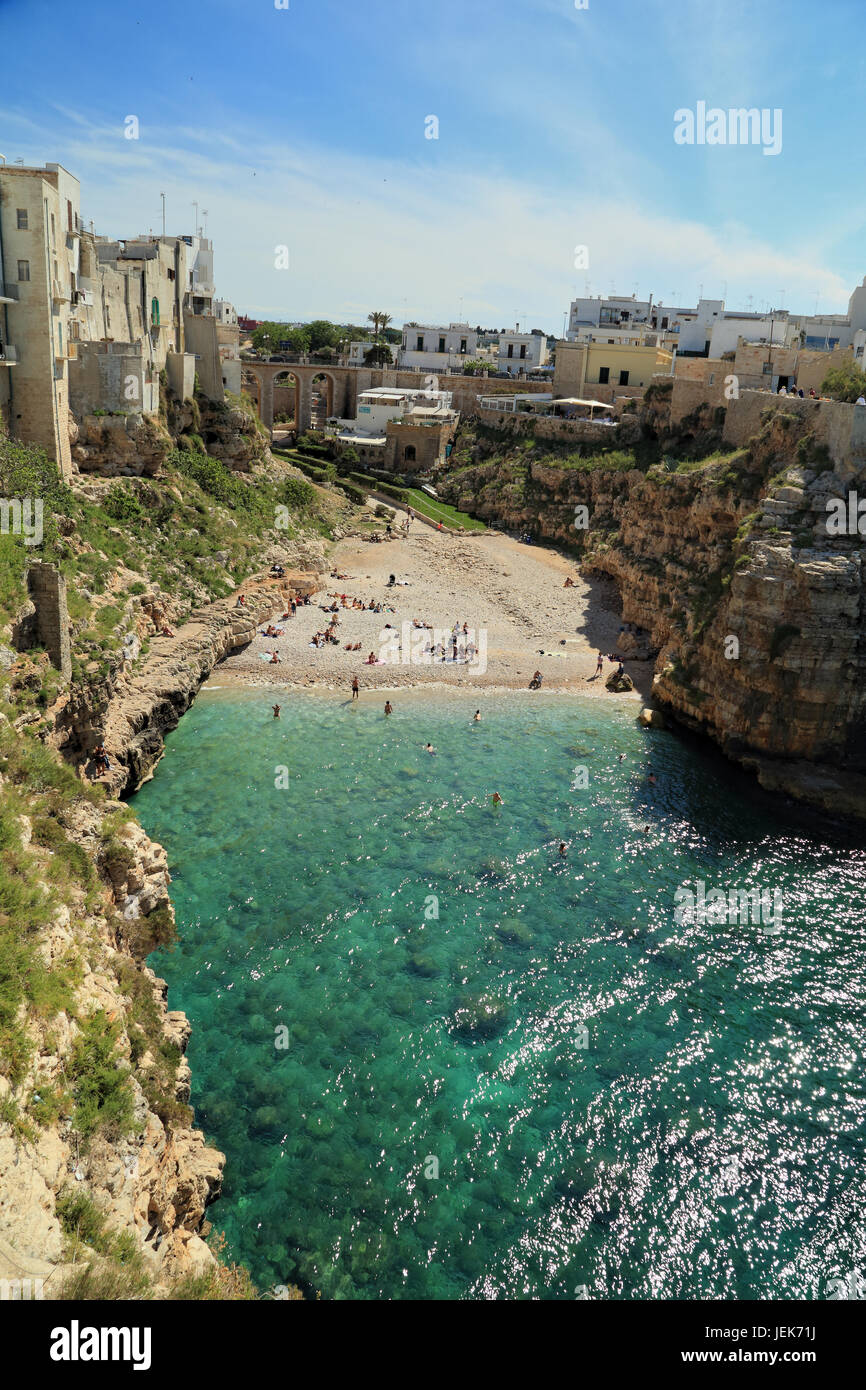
xmin=71 ymin=414 xmax=172 ymax=477
xmin=0 ymin=803 xmax=224 ymax=1295
xmin=439 ymin=412 xmax=866 ymax=819
xmin=54 ymin=559 xmax=325 ymax=798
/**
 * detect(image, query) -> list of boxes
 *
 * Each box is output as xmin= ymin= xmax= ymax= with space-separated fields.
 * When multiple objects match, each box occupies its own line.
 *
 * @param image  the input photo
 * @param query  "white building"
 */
xmin=497 ymin=330 xmax=549 ymax=376
xmin=336 ymin=385 xmax=455 ymax=440
xmin=215 ymin=299 xmax=237 ymax=326
xmin=566 ymin=294 xmax=653 ymax=341
xmin=398 ymin=322 xmax=478 ymax=372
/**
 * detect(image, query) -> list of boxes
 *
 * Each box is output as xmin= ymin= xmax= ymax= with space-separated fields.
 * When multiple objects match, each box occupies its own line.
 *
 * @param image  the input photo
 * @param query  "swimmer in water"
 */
xmin=618 ymin=753 xmax=625 ymax=762
xmin=384 ymin=701 xmax=393 ymax=716
xmin=272 ymin=704 xmax=281 ymax=719
xmin=473 ymin=710 xmax=481 ymax=722
xmin=558 ymin=841 xmax=567 ymax=857
xmin=425 ymin=743 xmax=436 ymax=754
xmin=491 ymin=792 xmax=503 ymax=805
xmin=648 ymin=771 xmax=657 ymax=785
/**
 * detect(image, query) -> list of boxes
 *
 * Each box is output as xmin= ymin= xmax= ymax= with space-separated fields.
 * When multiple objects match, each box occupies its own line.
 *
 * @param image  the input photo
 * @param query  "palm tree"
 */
xmin=367 ymin=310 xmax=392 ymax=349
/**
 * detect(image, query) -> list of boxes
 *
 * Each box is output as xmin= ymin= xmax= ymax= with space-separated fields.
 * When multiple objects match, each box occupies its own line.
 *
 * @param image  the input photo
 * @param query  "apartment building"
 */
xmin=497 ymin=330 xmax=550 ymax=376
xmin=398 ymin=322 xmax=478 ymax=372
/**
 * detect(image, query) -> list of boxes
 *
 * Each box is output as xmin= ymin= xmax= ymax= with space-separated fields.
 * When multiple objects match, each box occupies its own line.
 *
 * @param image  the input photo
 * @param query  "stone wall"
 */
xmin=183 ymin=311 xmax=223 ymax=402
xmin=26 ymin=562 xmax=71 ymax=679
xmin=166 ymin=351 xmax=196 ymax=402
xmin=669 ymin=375 xmax=729 ymax=424
xmin=723 ymin=390 xmax=866 ymax=468
xmin=469 ymin=408 xmax=619 ymax=446
xmin=68 ymin=341 xmax=158 ymax=418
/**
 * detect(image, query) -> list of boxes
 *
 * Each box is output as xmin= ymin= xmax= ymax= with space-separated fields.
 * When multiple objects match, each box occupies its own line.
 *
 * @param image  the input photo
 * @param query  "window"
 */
xmin=16 ymin=208 xmax=28 ymax=230
xmin=51 ymin=213 xmax=55 ymax=243
xmin=661 ymin=316 xmax=669 ymax=329
xmin=619 ymin=370 xmax=629 ymax=386
xmin=167 ymin=268 xmax=175 ymax=281
xmin=17 ymin=260 xmax=30 ymax=282
xmin=507 ymin=344 xmax=514 ymax=358
xmin=404 ymin=445 xmax=416 ymax=462
xmin=438 ymin=336 xmax=446 ymax=353
xmin=151 ymin=297 xmax=160 ymax=327
xmin=460 ymin=338 xmax=467 ymax=353
xmin=598 ymin=366 xmax=610 ymax=384
xmin=416 ymin=335 xmax=423 ymax=351
xmin=519 ymin=344 xmax=526 ymax=359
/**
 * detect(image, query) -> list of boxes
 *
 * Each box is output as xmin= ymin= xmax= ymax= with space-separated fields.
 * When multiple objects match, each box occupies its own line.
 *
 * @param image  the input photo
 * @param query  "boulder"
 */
xmin=638 ymin=707 xmax=665 ymax=729
xmin=605 ymin=671 xmax=634 ymax=693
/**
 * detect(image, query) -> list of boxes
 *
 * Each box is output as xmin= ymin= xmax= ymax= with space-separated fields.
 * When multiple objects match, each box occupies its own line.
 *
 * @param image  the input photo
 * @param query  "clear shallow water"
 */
xmin=134 ymin=687 xmax=866 ymax=1300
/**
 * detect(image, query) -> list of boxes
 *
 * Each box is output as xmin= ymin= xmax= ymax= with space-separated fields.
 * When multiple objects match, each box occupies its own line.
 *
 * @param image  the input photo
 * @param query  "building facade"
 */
xmin=398 ymin=322 xmax=478 ymax=372
xmin=0 ymin=161 xmax=82 ymax=475
xmin=497 ymin=330 xmax=550 ymax=376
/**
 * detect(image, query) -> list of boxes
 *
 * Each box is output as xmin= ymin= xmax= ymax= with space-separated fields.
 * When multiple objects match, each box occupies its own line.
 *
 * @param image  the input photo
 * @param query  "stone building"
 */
xmin=1 ymin=161 xmax=230 ymax=475
xmin=0 ymin=161 xmax=82 ymax=476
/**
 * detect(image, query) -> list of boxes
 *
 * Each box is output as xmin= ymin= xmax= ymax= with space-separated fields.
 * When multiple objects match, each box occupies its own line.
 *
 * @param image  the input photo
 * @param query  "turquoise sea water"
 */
xmin=134 ymin=687 xmax=866 ymax=1301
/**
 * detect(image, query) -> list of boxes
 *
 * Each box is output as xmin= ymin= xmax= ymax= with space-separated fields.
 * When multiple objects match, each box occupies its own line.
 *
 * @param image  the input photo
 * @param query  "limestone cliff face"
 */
xmin=53 ymin=566 xmax=321 ymax=797
xmin=0 ymin=799 xmax=223 ymax=1295
xmin=439 ymin=413 xmax=866 ymax=818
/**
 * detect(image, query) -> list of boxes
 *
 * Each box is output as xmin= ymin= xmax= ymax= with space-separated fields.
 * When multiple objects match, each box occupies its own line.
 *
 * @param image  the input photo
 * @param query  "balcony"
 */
xmin=0 ymin=284 xmax=19 ymax=304
xmin=0 ymin=344 xmax=18 ymax=366
xmin=52 ymin=280 xmax=71 ymax=303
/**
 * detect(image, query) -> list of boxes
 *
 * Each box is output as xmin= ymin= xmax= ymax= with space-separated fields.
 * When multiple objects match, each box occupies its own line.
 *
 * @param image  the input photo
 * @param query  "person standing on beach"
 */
xmin=352 ymin=676 xmax=359 ymax=701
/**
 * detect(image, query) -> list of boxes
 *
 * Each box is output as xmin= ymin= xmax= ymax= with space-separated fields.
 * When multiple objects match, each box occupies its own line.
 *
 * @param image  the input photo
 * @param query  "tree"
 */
xmin=367 ymin=310 xmax=393 ymax=348
xmin=251 ymin=323 xmax=309 ymax=356
xmin=819 ymin=362 xmax=866 ymax=403
xmin=363 ymin=344 xmax=393 ymax=366
xmin=306 ymin=320 xmax=341 ymax=353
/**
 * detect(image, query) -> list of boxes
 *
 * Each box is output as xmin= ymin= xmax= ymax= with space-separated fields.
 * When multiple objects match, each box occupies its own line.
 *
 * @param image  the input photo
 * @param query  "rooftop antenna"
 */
xmin=160 ymin=192 xmax=166 ymax=237
xmin=202 ymin=208 xmax=209 ymax=238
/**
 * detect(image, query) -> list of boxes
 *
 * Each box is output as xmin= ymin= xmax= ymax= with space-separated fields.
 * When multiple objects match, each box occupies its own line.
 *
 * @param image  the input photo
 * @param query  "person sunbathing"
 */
xmin=365 ymin=651 xmax=377 ymax=664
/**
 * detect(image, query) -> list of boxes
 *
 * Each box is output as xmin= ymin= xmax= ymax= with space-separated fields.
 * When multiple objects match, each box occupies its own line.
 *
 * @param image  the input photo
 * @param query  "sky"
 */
xmin=2 ymin=0 xmax=865 ymax=333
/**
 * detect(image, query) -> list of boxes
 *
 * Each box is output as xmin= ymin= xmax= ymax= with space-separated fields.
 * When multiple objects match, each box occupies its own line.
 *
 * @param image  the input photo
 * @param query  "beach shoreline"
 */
xmin=217 ymin=526 xmax=654 ymax=702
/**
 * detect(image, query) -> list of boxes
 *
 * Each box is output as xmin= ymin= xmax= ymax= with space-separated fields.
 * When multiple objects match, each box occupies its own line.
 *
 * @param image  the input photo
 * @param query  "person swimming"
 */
xmin=272 ymin=704 xmax=281 ymax=718
xmin=473 ymin=710 xmax=481 ymax=721
xmin=558 ymin=842 xmax=567 ymax=857
xmin=384 ymin=701 xmax=393 ymax=716
xmin=491 ymin=791 xmax=503 ymax=805
xmin=424 ymin=743 xmax=436 ymax=754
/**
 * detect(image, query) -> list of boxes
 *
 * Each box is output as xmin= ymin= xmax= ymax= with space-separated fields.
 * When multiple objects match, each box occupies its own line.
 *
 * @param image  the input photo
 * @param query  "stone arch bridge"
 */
xmin=241 ymin=362 xmax=360 ymax=435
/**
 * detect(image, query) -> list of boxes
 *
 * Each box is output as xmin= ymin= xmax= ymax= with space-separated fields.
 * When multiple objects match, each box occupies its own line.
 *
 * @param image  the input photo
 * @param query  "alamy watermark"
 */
xmin=378 ymin=622 xmax=488 ymax=674
xmin=825 ymin=492 xmax=866 ymax=535
xmin=0 ymin=497 xmax=43 ymax=545
xmin=674 ymin=880 xmax=783 ymax=933
xmin=674 ymin=103 xmax=782 ymax=157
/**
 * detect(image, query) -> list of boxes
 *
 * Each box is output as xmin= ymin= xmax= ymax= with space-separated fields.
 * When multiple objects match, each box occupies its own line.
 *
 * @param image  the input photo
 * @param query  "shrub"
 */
xmin=68 ymin=1011 xmax=136 ymax=1142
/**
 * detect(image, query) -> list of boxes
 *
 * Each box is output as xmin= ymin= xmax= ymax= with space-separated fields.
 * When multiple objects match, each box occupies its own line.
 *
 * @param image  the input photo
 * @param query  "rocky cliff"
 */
xmin=0 ymin=770 xmax=226 ymax=1297
xmin=438 ymin=409 xmax=866 ymax=819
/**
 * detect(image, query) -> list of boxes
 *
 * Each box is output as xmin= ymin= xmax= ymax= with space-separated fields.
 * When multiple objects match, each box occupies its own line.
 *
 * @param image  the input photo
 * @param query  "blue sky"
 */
xmin=2 ymin=0 xmax=864 ymax=330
